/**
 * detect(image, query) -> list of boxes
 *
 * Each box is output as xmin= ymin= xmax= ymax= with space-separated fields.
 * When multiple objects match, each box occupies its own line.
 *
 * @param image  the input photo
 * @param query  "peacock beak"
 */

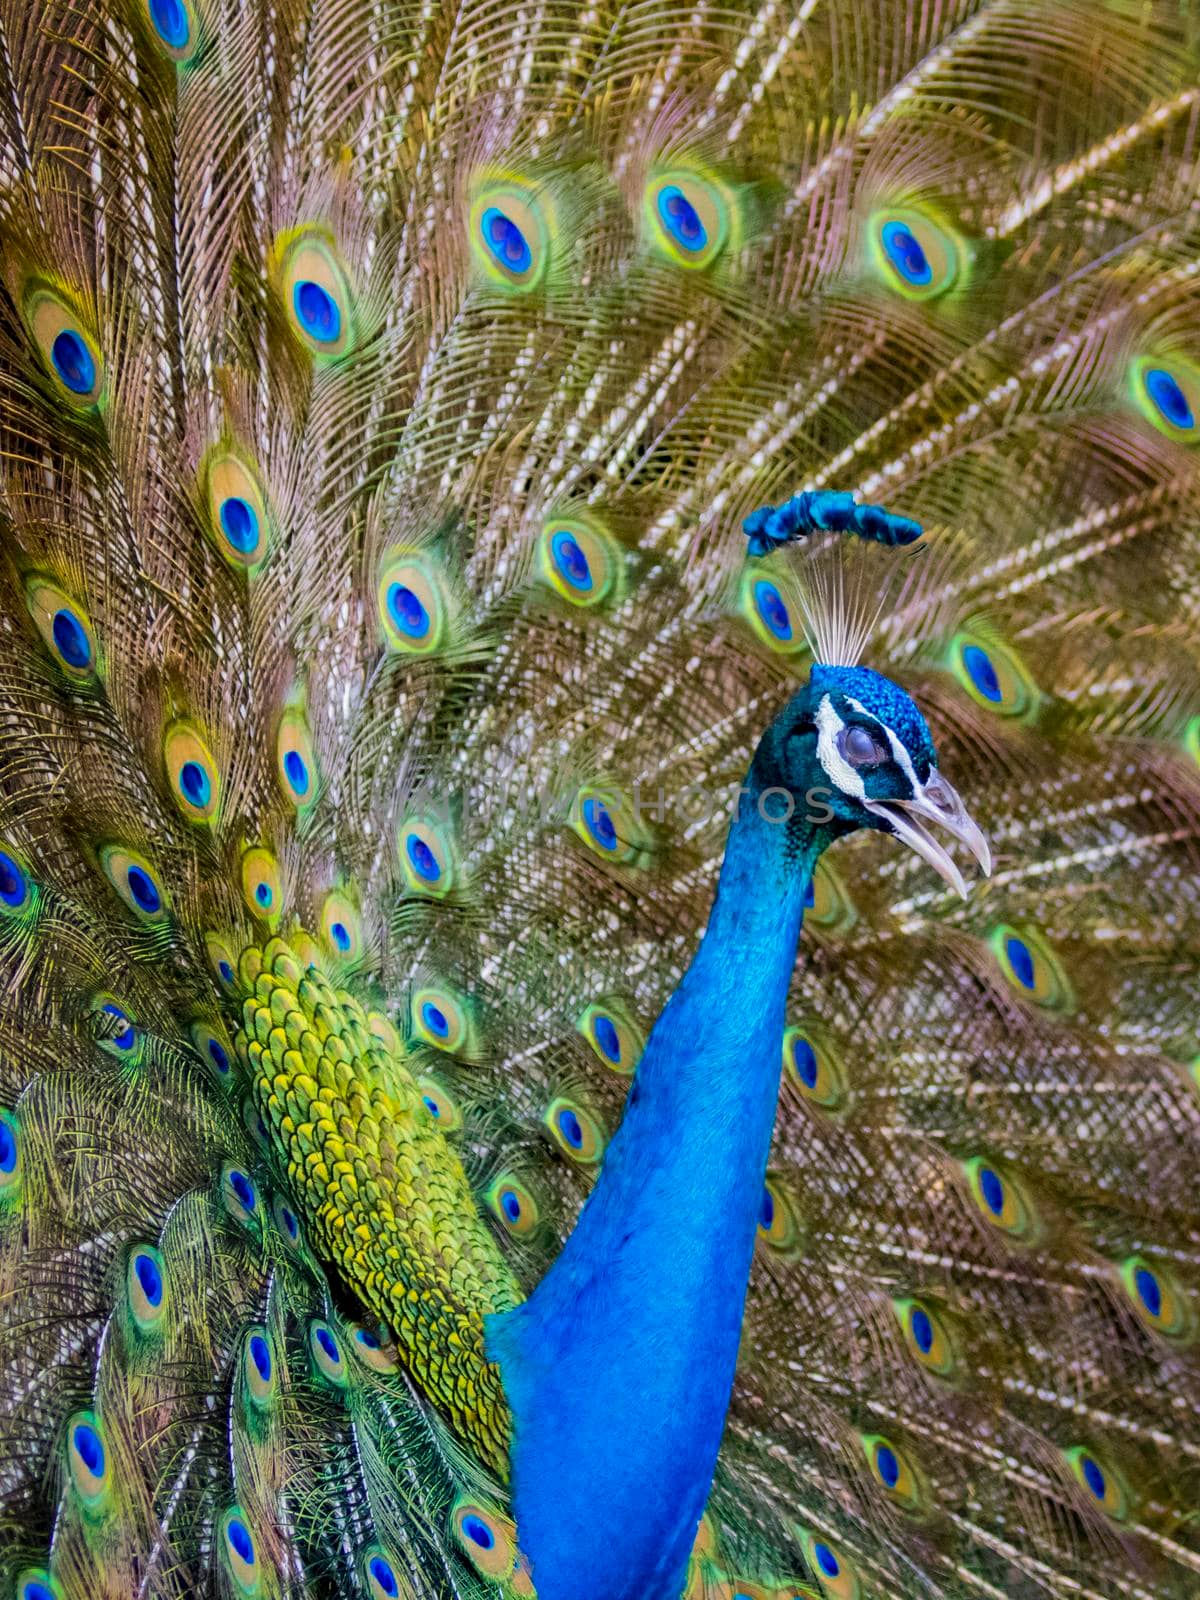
xmin=863 ymin=771 xmax=991 ymax=900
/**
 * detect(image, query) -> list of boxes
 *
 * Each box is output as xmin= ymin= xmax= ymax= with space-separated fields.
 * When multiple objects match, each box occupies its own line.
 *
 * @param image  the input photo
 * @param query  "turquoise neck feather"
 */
xmin=487 ymin=760 xmax=822 ymax=1600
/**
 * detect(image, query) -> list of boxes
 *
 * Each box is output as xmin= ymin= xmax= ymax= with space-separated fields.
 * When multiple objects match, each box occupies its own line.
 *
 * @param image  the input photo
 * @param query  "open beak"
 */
xmin=863 ymin=771 xmax=991 ymax=900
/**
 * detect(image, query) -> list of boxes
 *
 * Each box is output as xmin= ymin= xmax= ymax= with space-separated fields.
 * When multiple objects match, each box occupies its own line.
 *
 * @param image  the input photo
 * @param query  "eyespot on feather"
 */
xmin=16 ymin=1569 xmax=60 ymax=1600
xmin=23 ymin=286 xmax=105 ymax=406
xmin=399 ymin=815 xmax=457 ymax=897
xmin=486 ymin=1174 xmax=540 ymax=1235
xmin=412 ymin=985 xmax=470 ymax=1052
xmin=538 ymin=515 xmax=621 ymax=607
xmin=417 ymin=1078 xmax=462 ymax=1131
xmin=377 ymin=548 xmax=448 ymax=654
xmin=24 ymin=576 xmax=99 ymax=681
xmin=757 ymin=1176 xmax=802 ymax=1254
xmin=361 ymin=1546 xmax=406 ymax=1600
xmin=240 ymin=846 xmax=283 ymax=927
xmin=1117 ymin=1255 xmax=1193 ymax=1342
xmin=141 ymin=0 xmax=203 ymax=62
xmin=319 ymin=889 xmax=362 ymax=964
xmin=66 ymin=1410 xmax=111 ymax=1517
xmin=276 ymin=707 xmax=319 ymax=811
xmin=191 ymin=1018 xmax=235 ymax=1085
xmin=988 ymin=923 xmax=1073 ymax=1011
xmin=860 ymin=1432 xmax=925 ymax=1512
xmin=90 ymin=994 xmax=142 ymax=1063
xmin=349 ymin=1323 xmax=400 ymax=1374
xmin=98 ymin=844 xmax=169 ymax=923
xmin=469 ymin=176 xmax=552 ymax=292
xmin=202 ymin=447 xmax=273 ymax=571
xmin=644 ymin=167 xmax=737 ymax=270
xmin=544 ymin=1096 xmax=606 ymax=1163
xmin=272 ymin=1193 xmax=305 ymax=1254
xmin=451 ymin=1500 xmax=521 ymax=1580
xmin=799 ymin=1531 xmax=859 ymax=1599
xmin=164 ymin=720 xmax=221 ymax=824
xmin=739 ymin=568 xmax=804 ymax=653
xmin=221 ymin=1162 xmax=259 ymax=1230
xmin=0 ymin=844 xmax=36 ymax=919
xmin=804 ymin=859 xmax=856 ymax=934
xmin=570 ymin=786 xmax=649 ymax=865
xmin=893 ymin=1296 xmax=959 ymax=1378
xmin=276 ymin=227 xmax=357 ymax=360
xmin=220 ymin=1506 xmax=263 ymax=1596
xmin=309 ymin=1318 xmax=350 ymax=1387
xmin=960 ymin=1156 xmax=1043 ymax=1245
xmin=949 ymin=630 xmax=1038 ymax=717
xmin=1130 ymin=352 xmax=1200 ymax=442
xmin=783 ymin=1026 xmax=847 ymax=1112
xmin=0 ymin=1109 xmax=22 ymax=1201
xmin=577 ymin=998 xmax=643 ymax=1074
xmin=1063 ymin=1445 xmax=1132 ymax=1522
xmin=205 ymin=933 xmax=240 ymax=994
xmin=241 ymin=1325 xmax=277 ymax=1410
xmin=869 ymin=206 xmax=963 ymax=301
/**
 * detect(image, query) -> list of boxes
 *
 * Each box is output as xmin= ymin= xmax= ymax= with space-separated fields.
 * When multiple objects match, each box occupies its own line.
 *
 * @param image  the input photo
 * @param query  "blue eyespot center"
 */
xmin=406 ymin=834 xmax=440 ymax=881
xmin=294 ymin=280 xmax=341 ymax=344
xmin=462 ymin=1514 xmax=495 ymax=1550
xmin=423 ymin=1094 xmax=440 ymax=1117
xmin=331 ymin=920 xmax=351 ymax=952
xmin=283 ymin=748 xmax=309 ymax=795
xmin=179 ymin=760 xmax=211 ymax=807
xmin=1145 ymin=367 xmax=1193 ymax=430
xmin=557 ymin=1108 xmax=584 ymax=1148
xmin=753 ymin=579 xmax=792 ymax=640
xmin=73 ymin=1422 xmax=105 ymax=1477
xmin=910 ymin=1306 xmax=934 ymax=1354
xmin=52 ymin=608 xmax=92 ymax=669
xmin=422 ymin=1001 xmax=449 ymax=1037
xmin=208 ymin=1039 xmax=230 ymax=1073
xmin=0 ymin=1119 xmax=16 ymax=1173
xmin=316 ymin=1326 xmax=341 ymax=1364
xmin=356 ymin=1327 xmax=380 ymax=1348
xmin=132 ymin=1251 xmax=162 ymax=1305
xmin=254 ymin=881 xmax=272 ymax=908
xmin=978 ymin=1165 xmax=1005 ymax=1216
xmin=0 ymin=851 xmax=25 ymax=907
xmin=102 ymin=1003 xmax=135 ymax=1051
xmin=881 ymin=220 xmax=932 ymax=286
xmin=22 ymin=1581 xmax=55 ymax=1600
xmin=1081 ymin=1454 xmax=1106 ymax=1500
xmin=581 ymin=796 xmax=617 ymax=851
xmin=227 ymin=1517 xmax=254 ymax=1565
xmin=280 ymin=1205 xmax=298 ymax=1238
xmin=1135 ymin=1265 xmax=1162 ymax=1317
xmin=876 ymin=1443 xmax=899 ymax=1488
xmin=501 ymin=1188 xmax=522 ymax=1223
xmin=219 ymin=495 xmax=258 ymax=553
xmin=550 ymin=530 xmax=592 ymax=591
xmin=759 ymin=1187 xmax=775 ymax=1230
xmin=149 ymin=0 xmax=190 ymax=49
xmin=387 ymin=583 xmax=430 ymax=638
xmin=126 ymin=865 xmax=161 ymax=914
xmin=594 ymin=1015 xmax=621 ymax=1063
xmin=51 ymin=329 xmax=96 ymax=394
xmin=658 ymin=186 xmax=706 ymax=251
xmin=249 ymin=1334 xmax=272 ymax=1382
xmin=481 ymin=208 xmax=532 ymax=273
xmin=229 ymin=1169 xmax=255 ymax=1210
xmin=962 ymin=643 xmax=1002 ymax=702
xmin=218 ymin=960 xmax=235 ymax=986
xmin=792 ymin=1036 xmax=818 ymax=1089
xmin=1005 ymin=935 xmax=1036 ymax=990
xmin=813 ymin=1541 xmax=839 ymax=1579
xmin=369 ymin=1556 xmax=399 ymax=1597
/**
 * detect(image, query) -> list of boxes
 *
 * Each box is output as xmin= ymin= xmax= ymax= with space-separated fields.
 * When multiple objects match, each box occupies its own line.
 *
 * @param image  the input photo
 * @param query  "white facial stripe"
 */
xmin=846 ymin=694 xmax=923 ymax=797
xmin=815 ymin=695 xmax=865 ymax=799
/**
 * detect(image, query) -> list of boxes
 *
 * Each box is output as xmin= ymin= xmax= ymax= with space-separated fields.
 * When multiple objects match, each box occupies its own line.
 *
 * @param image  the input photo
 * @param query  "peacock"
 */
xmin=1 ymin=0 xmax=1199 ymax=1596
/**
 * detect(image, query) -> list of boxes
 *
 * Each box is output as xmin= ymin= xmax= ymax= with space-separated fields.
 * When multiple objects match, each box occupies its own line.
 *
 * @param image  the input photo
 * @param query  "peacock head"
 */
xmin=754 ymin=662 xmax=991 ymax=897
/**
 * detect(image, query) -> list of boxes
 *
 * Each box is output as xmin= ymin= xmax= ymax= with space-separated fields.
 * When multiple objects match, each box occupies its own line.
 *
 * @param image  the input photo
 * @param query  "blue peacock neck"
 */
xmin=487 ymin=695 xmax=837 ymax=1600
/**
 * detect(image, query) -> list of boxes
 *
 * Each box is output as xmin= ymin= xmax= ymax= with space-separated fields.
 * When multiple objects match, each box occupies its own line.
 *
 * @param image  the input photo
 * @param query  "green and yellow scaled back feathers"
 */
xmin=1 ymin=0 xmax=1200 ymax=1597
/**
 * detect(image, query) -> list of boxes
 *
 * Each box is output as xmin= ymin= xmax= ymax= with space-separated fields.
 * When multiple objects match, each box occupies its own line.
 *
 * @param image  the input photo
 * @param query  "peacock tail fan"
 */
xmin=1 ymin=0 xmax=1199 ymax=1596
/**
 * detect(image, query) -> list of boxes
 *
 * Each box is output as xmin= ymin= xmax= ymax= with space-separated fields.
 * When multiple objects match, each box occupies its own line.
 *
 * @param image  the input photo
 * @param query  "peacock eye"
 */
xmin=841 ymin=725 xmax=887 ymax=768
